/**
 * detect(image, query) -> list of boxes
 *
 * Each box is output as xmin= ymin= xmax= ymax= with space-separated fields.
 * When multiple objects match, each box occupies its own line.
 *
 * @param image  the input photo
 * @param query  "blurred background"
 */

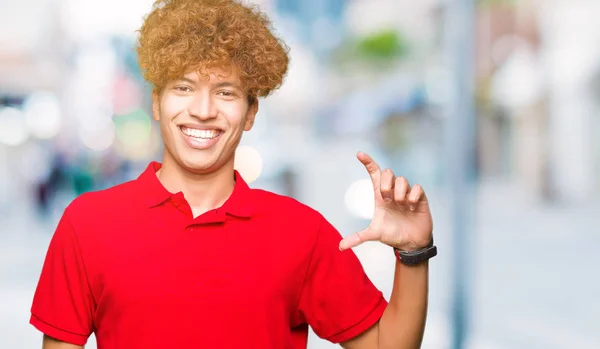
xmin=1 ymin=0 xmax=599 ymax=348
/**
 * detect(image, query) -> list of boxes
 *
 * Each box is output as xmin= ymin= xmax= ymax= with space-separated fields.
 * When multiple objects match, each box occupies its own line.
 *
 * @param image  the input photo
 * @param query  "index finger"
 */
xmin=357 ymin=151 xmax=381 ymax=189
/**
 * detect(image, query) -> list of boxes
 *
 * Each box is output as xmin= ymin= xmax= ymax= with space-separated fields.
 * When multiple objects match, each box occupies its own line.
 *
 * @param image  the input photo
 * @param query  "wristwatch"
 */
xmin=393 ymin=239 xmax=437 ymax=266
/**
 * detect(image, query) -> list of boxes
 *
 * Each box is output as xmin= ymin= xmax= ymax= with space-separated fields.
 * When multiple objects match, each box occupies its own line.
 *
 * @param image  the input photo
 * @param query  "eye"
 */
xmin=217 ymin=90 xmax=236 ymax=97
xmin=174 ymin=86 xmax=192 ymax=92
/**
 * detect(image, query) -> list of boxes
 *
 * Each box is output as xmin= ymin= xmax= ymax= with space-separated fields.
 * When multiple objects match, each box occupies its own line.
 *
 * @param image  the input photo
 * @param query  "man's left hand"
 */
xmin=339 ymin=152 xmax=433 ymax=251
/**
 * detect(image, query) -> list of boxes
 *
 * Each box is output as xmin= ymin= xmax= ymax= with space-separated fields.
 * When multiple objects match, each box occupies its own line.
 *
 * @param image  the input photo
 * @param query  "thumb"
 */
xmin=339 ymin=229 xmax=379 ymax=251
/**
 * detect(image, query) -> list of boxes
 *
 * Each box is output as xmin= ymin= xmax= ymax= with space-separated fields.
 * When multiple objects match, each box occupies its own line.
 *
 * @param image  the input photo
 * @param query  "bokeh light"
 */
xmin=0 ymin=107 xmax=28 ymax=146
xmin=79 ymin=121 xmax=116 ymax=151
xmin=114 ymin=109 xmax=155 ymax=160
xmin=234 ymin=145 xmax=263 ymax=184
xmin=344 ymin=179 xmax=375 ymax=220
xmin=22 ymin=91 xmax=62 ymax=139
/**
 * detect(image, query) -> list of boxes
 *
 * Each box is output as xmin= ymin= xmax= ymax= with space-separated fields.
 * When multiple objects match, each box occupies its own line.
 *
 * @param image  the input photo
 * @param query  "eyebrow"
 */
xmin=214 ymin=81 xmax=241 ymax=89
xmin=176 ymin=77 xmax=242 ymax=89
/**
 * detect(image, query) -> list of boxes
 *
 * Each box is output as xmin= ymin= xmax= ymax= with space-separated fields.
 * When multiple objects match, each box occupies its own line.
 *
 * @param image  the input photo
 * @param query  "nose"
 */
xmin=187 ymin=92 xmax=217 ymax=120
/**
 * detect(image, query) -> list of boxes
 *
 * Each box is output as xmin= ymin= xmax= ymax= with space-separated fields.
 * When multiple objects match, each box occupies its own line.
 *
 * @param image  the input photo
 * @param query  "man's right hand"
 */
xmin=42 ymin=335 xmax=84 ymax=349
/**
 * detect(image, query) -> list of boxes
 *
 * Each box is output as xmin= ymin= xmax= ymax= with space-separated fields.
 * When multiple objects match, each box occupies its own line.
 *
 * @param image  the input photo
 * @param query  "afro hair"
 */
xmin=137 ymin=0 xmax=290 ymax=99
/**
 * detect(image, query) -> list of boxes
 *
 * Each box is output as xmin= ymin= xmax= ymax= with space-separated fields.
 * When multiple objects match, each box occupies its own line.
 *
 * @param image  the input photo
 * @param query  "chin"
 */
xmin=175 ymin=154 xmax=225 ymax=174
xmin=180 ymin=159 xmax=219 ymax=174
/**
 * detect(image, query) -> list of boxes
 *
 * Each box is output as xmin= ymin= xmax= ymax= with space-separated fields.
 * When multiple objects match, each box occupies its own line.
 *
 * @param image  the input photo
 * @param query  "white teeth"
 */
xmin=182 ymin=127 xmax=220 ymax=139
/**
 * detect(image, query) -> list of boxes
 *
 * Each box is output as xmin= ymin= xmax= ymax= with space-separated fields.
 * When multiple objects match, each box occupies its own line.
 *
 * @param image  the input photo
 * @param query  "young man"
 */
xmin=30 ymin=0 xmax=437 ymax=348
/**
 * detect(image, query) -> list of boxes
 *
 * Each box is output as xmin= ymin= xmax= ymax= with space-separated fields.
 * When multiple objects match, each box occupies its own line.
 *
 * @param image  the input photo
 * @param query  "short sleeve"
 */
xmin=297 ymin=215 xmax=387 ymax=344
xmin=30 ymin=208 xmax=94 ymax=345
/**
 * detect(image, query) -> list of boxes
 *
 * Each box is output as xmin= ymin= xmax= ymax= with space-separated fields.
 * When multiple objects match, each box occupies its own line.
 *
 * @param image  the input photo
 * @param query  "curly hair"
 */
xmin=137 ymin=0 xmax=290 ymax=99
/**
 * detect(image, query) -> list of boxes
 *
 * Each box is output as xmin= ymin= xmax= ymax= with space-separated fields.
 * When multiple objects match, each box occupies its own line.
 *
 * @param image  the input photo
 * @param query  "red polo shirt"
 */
xmin=30 ymin=162 xmax=387 ymax=348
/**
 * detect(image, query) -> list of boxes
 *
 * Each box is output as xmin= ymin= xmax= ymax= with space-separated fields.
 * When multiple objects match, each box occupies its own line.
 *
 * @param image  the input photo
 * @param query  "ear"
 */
xmin=152 ymin=91 xmax=160 ymax=121
xmin=243 ymin=99 xmax=259 ymax=131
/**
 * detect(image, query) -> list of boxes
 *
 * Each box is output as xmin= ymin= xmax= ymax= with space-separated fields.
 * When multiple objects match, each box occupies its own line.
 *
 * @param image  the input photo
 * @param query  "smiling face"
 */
xmin=152 ymin=65 xmax=258 ymax=175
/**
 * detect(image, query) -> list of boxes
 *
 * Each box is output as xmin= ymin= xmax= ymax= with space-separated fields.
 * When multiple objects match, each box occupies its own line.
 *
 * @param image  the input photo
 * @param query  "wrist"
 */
xmin=394 ymin=236 xmax=434 ymax=252
xmin=393 ymin=238 xmax=437 ymax=266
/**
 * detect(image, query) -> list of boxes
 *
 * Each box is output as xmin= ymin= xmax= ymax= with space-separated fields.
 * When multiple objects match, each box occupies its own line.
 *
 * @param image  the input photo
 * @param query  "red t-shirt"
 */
xmin=30 ymin=162 xmax=387 ymax=348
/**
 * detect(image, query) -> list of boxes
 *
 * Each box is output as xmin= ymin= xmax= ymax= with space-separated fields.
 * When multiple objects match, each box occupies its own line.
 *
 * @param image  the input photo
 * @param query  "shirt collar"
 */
xmin=137 ymin=161 xmax=254 ymax=218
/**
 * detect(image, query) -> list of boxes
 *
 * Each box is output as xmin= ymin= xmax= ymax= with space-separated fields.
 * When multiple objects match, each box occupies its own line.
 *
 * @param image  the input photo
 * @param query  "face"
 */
xmin=152 ymin=66 xmax=258 ymax=175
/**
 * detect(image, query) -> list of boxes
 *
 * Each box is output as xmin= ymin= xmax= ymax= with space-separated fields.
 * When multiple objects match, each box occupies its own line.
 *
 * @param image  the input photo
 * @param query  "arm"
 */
xmin=378 ymin=261 xmax=428 ymax=348
xmin=43 ymin=335 xmax=84 ymax=349
xmin=339 ymin=152 xmax=434 ymax=349
xmin=341 ymin=262 xmax=429 ymax=349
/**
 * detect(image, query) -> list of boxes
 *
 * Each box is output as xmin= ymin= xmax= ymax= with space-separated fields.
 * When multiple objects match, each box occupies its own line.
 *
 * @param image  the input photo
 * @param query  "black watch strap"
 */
xmin=394 ymin=239 xmax=437 ymax=266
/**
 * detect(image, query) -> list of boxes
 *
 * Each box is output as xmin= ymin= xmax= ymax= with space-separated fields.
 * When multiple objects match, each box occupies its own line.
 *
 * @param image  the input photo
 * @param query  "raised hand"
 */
xmin=339 ymin=152 xmax=433 ymax=251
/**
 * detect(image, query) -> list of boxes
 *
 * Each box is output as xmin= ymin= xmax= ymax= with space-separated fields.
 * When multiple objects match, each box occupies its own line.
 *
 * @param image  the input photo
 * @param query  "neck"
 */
xmin=156 ymin=155 xmax=235 ymax=217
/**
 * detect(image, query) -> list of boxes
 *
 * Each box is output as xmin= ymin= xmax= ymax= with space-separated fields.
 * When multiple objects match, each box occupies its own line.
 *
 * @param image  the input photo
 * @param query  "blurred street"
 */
xmin=3 ymin=0 xmax=600 ymax=348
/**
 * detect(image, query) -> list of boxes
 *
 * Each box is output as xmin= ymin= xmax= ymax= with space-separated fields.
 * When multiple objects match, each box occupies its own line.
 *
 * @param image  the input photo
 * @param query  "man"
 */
xmin=30 ymin=0 xmax=437 ymax=348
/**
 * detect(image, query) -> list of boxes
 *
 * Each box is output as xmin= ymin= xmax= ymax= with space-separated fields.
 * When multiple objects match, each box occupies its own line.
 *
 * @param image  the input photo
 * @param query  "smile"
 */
xmin=179 ymin=126 xmax=223 ymax=150
xmin=180 ymin=126 xmax=221 ymax=139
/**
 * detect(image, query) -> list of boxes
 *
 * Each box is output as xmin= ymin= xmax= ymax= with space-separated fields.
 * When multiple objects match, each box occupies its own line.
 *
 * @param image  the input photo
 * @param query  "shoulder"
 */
xmin=250 ymin=188 xmax=325 ymax=224
xmin=64 ymin=179 xmax=139 ymax=222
